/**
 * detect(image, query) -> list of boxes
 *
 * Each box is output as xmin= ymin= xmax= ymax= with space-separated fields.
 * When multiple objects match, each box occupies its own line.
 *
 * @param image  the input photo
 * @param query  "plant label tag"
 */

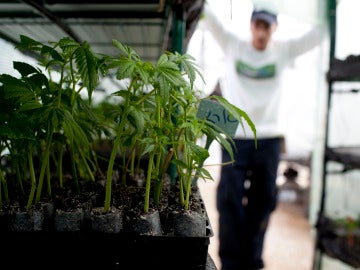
xmin=196 ymin=99 xmax=239 ymax=137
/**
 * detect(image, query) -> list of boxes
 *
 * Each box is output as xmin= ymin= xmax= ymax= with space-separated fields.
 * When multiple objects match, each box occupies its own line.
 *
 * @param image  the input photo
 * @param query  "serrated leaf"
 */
xmin=156 ymin=77 xmax=170 ymax=103
xmin=41 ymin=45 xmax=64 ymax=62
xmin=195 ymin=167 xmax=214 ymax=181
xmin=136 ymin=62 xmax=150 ymax=84
xmin=127 ymin=106 xmax=145 ymax=133
xmin=140 ymin=137 xmax=155 ymax=156
xmin=19 ymin=100 xmax=42 ymax=111
xmin=13 ymin=61 xmax=41 ymax=77
xmin=157 ymin=55 xmax=179 ymax=71
xmin=74 ymin=42 xmax=99 ymax=97
xmin=112 ymin=40 xmax=139 ymax=60
xmin=185 ymin=141 xmax=209 ymax=164
xmin=112 ymin=89 xmax=130 ymax=99
xmin=16 ymin=35 xmax=43 ymax=52
xmin=61 ymin=109 xmax=90 ymax=148
xmin=3 ymin=81 xmax=33 ymax=100
xmin=180 ymin=54 xmax=204 ymax=88
xmin=115 ymin=59 xmax=136 ymax=80
xmin=155 ymin=66 xmax=186 ymax=88
xmin=58 ymin=37 xmax=80 ymax=56
xmin=28 ymin=73 xmax=49 ymax=93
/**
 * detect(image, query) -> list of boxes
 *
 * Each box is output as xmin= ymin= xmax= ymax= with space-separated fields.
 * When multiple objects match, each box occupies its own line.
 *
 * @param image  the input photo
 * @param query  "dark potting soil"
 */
xmin=0 ymin=179 xmax=212 ymax=270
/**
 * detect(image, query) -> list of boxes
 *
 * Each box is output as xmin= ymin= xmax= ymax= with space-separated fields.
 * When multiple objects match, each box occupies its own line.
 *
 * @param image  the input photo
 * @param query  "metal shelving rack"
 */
xmin=313 ymin=0 xmax=360 ymax=268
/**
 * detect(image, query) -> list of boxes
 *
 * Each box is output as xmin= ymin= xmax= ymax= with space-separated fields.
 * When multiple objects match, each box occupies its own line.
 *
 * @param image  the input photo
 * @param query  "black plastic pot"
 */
xmin=0 ymin=190 xmax=213 ymax=270
xmin=0 ymin=217 xmax=212 ymax=270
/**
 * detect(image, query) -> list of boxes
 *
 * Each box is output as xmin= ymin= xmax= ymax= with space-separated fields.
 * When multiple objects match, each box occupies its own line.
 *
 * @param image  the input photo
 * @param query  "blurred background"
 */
xmin=188 ymin=0 xmax=360 ymax=269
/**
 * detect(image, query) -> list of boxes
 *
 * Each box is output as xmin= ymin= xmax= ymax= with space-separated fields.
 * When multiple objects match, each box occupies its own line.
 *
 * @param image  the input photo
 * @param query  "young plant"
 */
xmin=0 ymin=35 xmax=105 ymax=210
xmin=102 ymin=40 xmax=256 ymax=213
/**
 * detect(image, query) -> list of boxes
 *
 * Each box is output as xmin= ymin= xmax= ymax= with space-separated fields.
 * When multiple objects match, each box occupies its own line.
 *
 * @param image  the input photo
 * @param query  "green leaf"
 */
xmin=13 ymin=61 xmax=41 ymax=77
xmin=74 ymin=41 xmax=99 ymax=97
xmin=140 ymin=137 xmax=155 ymax=156
xmin=185 ymin=141 xmax=210 ymax=164
xmin=61 ymin=109 xmax=90 ymax=149
xmin=7 ymin=113 xmax=38 ymax=140
xmin=127 ymin=106 xmax=145 ymax=133
xmin=58 ymin=37 xmax=80 ymax=56
xmin=195 ymin=167 xmax=214 ymax=181
xmin=209 ymin=95 xmax=257 ymax=147
xmin=136 ymin=62 xmax=151 ymax=85
xmin=28 ymin=73 xmax=50 ymax=94
xmin=112 ymin=40 xmax=139 ymax=60
xmin=0 ymin=126 xmax=13 ymax=137
xmin=19 ymin=100 xmax=42 ymax=111
xmin=176 ymin=52 xmax=204 ymax=89
xmin=2 ymin=77 xmax=33 ymax=101
xmin=112 ymin=89 xmax=130 ymax=99
xmin=16 ymin=35 xmax=43 ymax=52
xmin=41 ymin=45 xmax=64 ymax=62
xmin=0 ymin=73 xmax=21 ymax=85
xmin=115 ymin=59 xmax=137 ymax=80
xmin=155 ymin=61 xmax=186 ymax=88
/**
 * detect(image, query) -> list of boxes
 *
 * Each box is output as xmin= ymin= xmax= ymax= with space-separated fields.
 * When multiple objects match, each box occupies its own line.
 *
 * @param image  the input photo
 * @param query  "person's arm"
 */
xmin=202 ymin=3 xmax=229 ymax=51
xmin=287 ymin=23 xmax=325 ymax=58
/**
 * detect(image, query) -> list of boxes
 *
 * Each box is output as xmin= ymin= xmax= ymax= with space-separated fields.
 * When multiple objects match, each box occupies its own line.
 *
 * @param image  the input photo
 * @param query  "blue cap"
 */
xmin=251 ymin=9 xmax=277 ymax=25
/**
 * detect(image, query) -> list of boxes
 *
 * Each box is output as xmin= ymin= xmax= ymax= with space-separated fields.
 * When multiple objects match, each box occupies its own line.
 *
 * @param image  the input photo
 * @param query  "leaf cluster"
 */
xmin=0 ymin=35 xmax=256 ymax=213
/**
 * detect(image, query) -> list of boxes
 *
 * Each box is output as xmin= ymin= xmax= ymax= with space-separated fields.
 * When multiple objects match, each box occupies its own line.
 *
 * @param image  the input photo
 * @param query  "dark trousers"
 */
xmin=216 ymin=138 xmax=281 ymax=270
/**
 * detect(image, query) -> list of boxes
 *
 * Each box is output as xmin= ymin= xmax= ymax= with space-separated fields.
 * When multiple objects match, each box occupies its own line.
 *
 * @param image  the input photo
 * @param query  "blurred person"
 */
xmin=203 ymin=3 xmax=324 ymax=270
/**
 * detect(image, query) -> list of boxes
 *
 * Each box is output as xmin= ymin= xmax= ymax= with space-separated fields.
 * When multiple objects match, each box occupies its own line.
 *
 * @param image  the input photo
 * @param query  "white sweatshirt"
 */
xmin=203 ymin=5 xmax=323 ymax=139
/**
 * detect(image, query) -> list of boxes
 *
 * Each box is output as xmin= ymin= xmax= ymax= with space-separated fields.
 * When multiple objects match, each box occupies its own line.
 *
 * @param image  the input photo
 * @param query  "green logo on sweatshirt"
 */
xmin=235 ymin=60 xmax=276 ymax=79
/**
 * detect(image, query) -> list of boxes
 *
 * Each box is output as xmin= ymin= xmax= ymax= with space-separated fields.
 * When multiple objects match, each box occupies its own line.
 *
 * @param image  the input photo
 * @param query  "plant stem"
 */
xmin=182 ymin=140 xmax=191 ymax=210
xmin=153 ymin=150 xmax=162 ymax=205
xmin=154 ymin=148 xmax=173 ymax=205
xmin=77 ymin=146 xmax=95 ymax=182
xmin=104 ymin=113 xmax=129 ymax=212
xmin=35 ymin=131 xmax=53 ymax=204
xmin=104 ymin=136 xmax=120 ymax=213
xmin=46 ymin=158 xmax=51 ymax=197
xmin=26 ymin=148 xmax=37 ymax=210
xmin=144 ymin=151 xmax=155 ymax=213
xmin=58 ymin=147 xmax=64 ymax=188
xmin=69 ymin=141 xmax=80 ymax=194
xmin=104 ymin=78 xmax=135 ymax=213
xmin=0 ymin=167 xmax=9 ymax=208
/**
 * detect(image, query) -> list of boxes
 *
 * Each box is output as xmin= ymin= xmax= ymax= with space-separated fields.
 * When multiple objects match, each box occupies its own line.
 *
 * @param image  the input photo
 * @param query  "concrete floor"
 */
xmin=198 ymin=150 xmax=315 ymax=270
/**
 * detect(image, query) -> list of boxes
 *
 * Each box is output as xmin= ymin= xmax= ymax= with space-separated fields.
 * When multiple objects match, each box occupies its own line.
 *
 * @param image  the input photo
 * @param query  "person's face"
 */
xmin=250 ymin=19 xmax=277 ymax=51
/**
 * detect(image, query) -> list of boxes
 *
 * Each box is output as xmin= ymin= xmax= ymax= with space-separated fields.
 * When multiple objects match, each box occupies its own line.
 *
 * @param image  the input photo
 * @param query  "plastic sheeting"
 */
xmin=251 ymin=0 xmax=326 ymax=24
xmin=205 ymin=0 xmax=326 ymax=24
